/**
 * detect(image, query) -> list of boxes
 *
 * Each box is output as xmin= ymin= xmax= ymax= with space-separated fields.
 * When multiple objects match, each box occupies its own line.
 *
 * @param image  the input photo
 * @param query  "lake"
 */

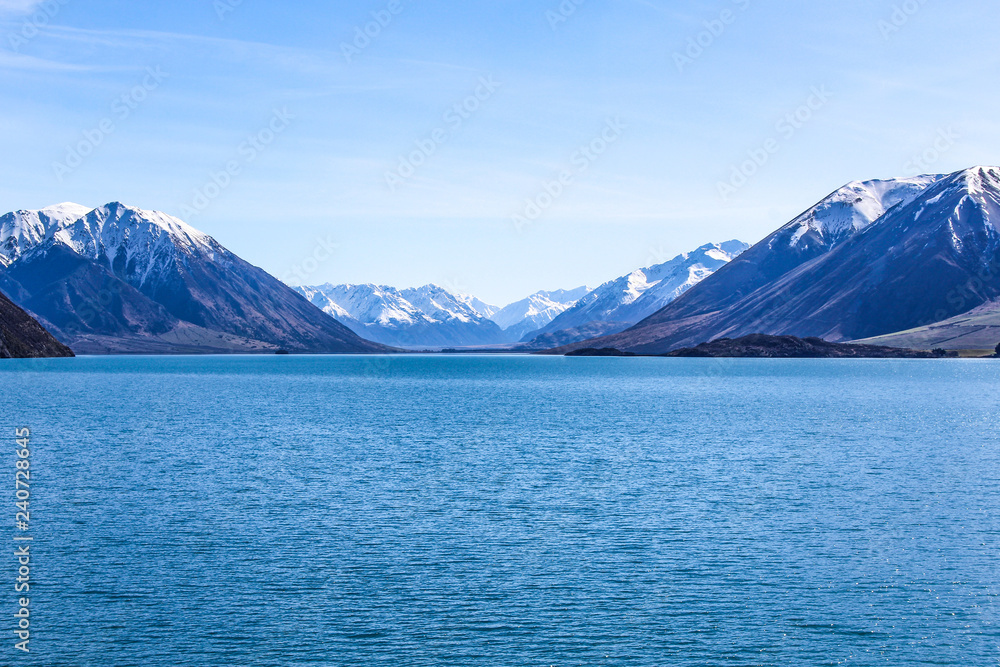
xmin=2 ymin=355 xmax=998 ymax=665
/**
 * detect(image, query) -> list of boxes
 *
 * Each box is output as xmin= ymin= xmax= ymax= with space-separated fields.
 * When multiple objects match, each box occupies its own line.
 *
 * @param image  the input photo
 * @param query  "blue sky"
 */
xmin=0 ymin=0 xmax=997 ymax=305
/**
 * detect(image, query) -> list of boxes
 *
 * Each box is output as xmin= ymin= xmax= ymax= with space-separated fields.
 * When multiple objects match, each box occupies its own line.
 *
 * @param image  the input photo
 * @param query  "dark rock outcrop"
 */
xmin=663 ymin=334 xmax=956 ymax=359
xmin=565 ymin=348 xmax=636 ymax=357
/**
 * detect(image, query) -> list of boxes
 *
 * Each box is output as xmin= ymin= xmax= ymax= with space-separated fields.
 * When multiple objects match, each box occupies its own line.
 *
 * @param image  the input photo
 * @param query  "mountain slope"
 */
xmin=0 ymin=288 xmax=74 ymax=359
xmin=516 ymin=320 xmax=632 ymax=351
xmin=524 ymin=241 xmax=748 ymax=346
xmin=0 ymin=203 xmax=391 ymax=354
xmin=853 ymin=299 xmax=1000 ymax=352
xmin=555 ymin=167 xmax=1000 ymax=354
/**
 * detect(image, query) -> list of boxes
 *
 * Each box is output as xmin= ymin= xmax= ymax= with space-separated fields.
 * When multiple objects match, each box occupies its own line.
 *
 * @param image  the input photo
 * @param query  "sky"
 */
xmin=0 ymin=0 xmax=998 ymax=306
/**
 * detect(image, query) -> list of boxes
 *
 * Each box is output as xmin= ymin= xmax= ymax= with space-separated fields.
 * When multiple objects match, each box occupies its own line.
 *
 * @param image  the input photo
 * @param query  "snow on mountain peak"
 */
xmin=93 ymin=203 xmax=212 ymax=250
xmin=399 ymin=285 xmax=492 ymax=324
xmin=294 ymin=282 xmax=500 ymax=330
xmin=305 ymin=283 xmax=426 ymax=326
xmin=781 ymin=174 xmax=944 ymax=248
xmin=43 ymin=203 xmax=219 ymax=288
xmin=1 ymin=201 xmax=219 ymax=269
xmin=887 ymin=165 xmax=1000 ymax=256
xmin=704 ymin=248 xmax=734 ymax=262
xmin=956 ymin=165 xmax=1000 ymax=195
xmin=41 ymin=202 xmax=93 ymax=220
xmin=529 ymin=240 xmax=749 ymax=341
xmin=490 ymin=287 xmax=590 ymax=332
xmin=0 ymin=202 xmax=95 ymax=265
xmin=453 ymin=292 xmax=500 ymax=320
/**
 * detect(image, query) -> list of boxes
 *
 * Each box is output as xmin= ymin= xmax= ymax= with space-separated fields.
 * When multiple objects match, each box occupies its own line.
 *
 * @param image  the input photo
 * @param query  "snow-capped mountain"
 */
xmin=778 ymin=175 xmax=942 ymax=250
xmin=0 ymin=202 xmax=390 ymax=354
xmin=454 ymin=293 xmax=500 ymax=320
xmin=294 ymin=282 xmax=599 ymax=348
xmin=0 ymin=202 xmax=92 ymax=266
xmin=523 ymin=241 xmax=748 ymax=346
xmin=294 ymin=283 xmax=506 ymax=348
xmin=51 ymin=203 xmax=219 ymax=276
xmin=488 ymin=287 xmax=590 ymax=341
xmin=399 ymin=284 xmax=499 ymax=326
xmin=556 ymin=166 xmax=1000 ymax=354
xmin=298 ymin=284 xmax=424 ymax=327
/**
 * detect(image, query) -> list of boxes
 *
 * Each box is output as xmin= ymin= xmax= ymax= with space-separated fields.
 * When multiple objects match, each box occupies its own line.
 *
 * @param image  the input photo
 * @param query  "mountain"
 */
xmin=295 ymin=283 xmax=598 ymax=347
xmin=399 ymin=284 xmax=501 ymax=333
xmin=294 ymin=283 xmax=506 ymax=348
xmin=0 ymin=288 xmax=74 ymax=359
xmin=0 ymin=203 xmax=391 ymax=354
xmin=522 ymin=241 xmax=748 ymax=347
xmin=0 ymin=202 xmax=92 ymax=266
xmin=489 ymin=287 xmax=590 ymax=341
xmin=552 ymin=167 xmax=1000 ymax=354
xmin=455 ymin=293 xmax=500 ymax=320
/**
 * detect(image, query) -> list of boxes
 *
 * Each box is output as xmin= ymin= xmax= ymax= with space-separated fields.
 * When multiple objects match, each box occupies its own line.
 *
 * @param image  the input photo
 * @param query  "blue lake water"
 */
xmin=1 ymin=355 xmax=999 ymax=666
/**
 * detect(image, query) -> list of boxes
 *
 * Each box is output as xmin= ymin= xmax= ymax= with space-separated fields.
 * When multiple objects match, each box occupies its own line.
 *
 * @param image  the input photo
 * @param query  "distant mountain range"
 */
xmin=0 ymin=203 xmax=391 ymax=354
xmin=4 ymin=165 xmax=1000 ymax=358
xmin=519 ymin=241 xmax=748 ymax=348
xmin=292 ymin=241 xmax=748 ymax=349
xmin=294 ymin=283 xmax=508 ymax=348
xmin=294 ymin=283 xmax=593 ymax=348
xmin=555 ymin=166 xmax=1000 ymax=354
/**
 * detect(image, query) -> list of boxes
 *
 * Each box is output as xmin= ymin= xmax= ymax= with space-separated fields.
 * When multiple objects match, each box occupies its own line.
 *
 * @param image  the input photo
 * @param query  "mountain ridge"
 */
xmin=0 ymin=202 xmax=393 ymax=354
xmin=521 ymin=240 xmax=748 ymax=347
xmin=549 ymin=166 xmax=1000 ymax=354
xmin=295 ymin=282 xmax=528 ymax=348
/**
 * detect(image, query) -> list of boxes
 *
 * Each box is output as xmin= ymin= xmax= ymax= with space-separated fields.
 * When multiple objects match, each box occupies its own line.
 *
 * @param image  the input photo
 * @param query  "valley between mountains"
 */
xmin=2 ymin=166 xmax=1000 ymax=357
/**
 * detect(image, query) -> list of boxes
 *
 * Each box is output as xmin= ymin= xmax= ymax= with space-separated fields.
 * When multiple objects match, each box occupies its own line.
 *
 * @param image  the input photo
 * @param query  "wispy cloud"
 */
xmin=20 ymin=24 xmax=348 ymax=77
xmin=18 ymin=24 xmax=502 ymax=93
xmin=0 ymin=0 xmax=45 ymax=14
xmin=0 ymin=49 xmax=98 ymax=71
